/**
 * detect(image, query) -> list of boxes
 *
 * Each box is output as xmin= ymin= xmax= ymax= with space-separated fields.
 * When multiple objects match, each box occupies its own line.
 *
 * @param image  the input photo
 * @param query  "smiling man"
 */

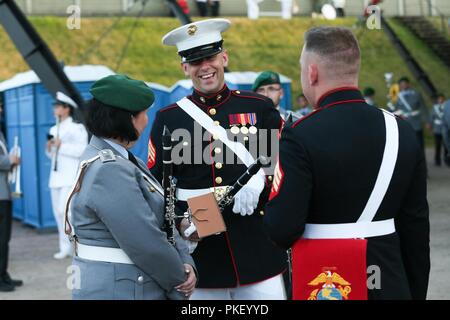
xmin=148 ymin=19 xmax=287 ymax=300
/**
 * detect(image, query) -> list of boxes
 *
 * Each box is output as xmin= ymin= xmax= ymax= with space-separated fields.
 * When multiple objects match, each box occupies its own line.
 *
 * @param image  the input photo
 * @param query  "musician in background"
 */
xmin=443 ymin=99 xmax=450 ymax=166
xmin=393 ymin=77 xmax=429 ymax=150
xmin=429 ymin=93 xmax=446 ymax=167
xmin=363 ymin=87 xmax=378 ymax=108
xmin=46 ymin=93 xmax=88 ymax=260
xmin=0 ymin=104 xmax=22 ymax=292
xmin=68 ymin=75 xmax=195 ymax=300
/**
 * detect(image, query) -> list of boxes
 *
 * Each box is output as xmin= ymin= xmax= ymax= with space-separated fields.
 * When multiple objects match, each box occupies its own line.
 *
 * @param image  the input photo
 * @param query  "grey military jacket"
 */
xmin=443 ymin=100 xmax=450 ymax=151
xmin=430 ymin=103 xmax=445 ymax=134
xmin=0 ymin=132 xmax=12 ymax=201
xmin=395 ymin=89 xmax=429 ymax=131
xmin=70 ymin=136 xmax=195 ymax=300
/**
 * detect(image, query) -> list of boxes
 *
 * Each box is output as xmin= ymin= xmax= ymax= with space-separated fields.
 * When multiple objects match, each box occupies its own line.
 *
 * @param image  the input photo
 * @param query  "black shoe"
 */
xmin=3 ymin=273 xmax=23 ymax=287
xmin=0 ymin=280 xmax=15 ymax=292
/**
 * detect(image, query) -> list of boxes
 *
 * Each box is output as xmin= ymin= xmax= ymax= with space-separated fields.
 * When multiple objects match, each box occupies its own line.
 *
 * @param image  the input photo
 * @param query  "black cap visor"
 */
xmin=52 ymin=101 xmax=72 ymax=108
xmin=179 ymin=41 xmax=223 ymax=64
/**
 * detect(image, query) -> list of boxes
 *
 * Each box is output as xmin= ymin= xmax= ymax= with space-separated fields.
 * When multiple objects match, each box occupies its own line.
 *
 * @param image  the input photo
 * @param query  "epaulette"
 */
xmin=64 ymin=148 xmax=115 ymax=246
xmin=98 ymin=149 xmax=116 ymax=163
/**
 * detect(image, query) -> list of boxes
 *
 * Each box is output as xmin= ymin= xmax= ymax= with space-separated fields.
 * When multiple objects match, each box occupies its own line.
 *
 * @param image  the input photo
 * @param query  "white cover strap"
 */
xmin=77 ymin=243 xmax=134 ymax=265
xmin=358 ymin=110 xmax=399 ymax=222
xmin=176 ymin=97 xmax=255 ymax=168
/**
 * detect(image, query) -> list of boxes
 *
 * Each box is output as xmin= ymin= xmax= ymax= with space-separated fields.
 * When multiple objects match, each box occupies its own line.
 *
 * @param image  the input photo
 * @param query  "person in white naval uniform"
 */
xmin=46 ymin=92 xmax=88 ymax=259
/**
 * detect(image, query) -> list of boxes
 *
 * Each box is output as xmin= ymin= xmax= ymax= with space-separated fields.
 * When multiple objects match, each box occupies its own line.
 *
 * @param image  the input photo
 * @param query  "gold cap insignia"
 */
xmin=187 ymin=25 xmax=198 ymax=36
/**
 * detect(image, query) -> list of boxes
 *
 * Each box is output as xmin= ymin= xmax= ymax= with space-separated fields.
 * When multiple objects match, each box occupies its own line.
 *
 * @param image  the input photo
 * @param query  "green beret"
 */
xmin=398 ymin=76 xmax=410 ymax=84
xmin=89 ymin=74 xmax=155 ymax=112
xmin=363 ymin=87 xmax=375 ymax=96
xmin=252 ymin=71 xmax=281 ymax=92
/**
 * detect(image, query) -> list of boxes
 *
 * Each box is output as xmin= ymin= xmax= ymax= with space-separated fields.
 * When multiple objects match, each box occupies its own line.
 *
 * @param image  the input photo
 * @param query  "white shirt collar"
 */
xmin=58 ymin=116 xmax=73 ymax=126
xmin=104 ymin=139 xmax=129 ymax=159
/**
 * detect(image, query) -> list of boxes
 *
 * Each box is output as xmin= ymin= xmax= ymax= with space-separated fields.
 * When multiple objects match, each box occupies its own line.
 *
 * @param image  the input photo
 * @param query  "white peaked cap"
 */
xmin=162 ymin=18 xmax=231 ymax=53
xmin=56 ymin=91 xmax=78 ymax=108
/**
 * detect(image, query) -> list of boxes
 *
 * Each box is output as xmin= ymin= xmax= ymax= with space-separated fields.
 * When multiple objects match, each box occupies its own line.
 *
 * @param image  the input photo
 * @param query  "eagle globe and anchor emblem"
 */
xmin=307 ymin=269 xmax=352 ymax=300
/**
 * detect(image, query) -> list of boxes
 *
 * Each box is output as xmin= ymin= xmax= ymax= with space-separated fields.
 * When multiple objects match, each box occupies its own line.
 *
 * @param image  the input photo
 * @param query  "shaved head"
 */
xmin=300 ymin=26 xmax=361 ymax=106
xmin=304 ymin=26 xmax=360 ymax=79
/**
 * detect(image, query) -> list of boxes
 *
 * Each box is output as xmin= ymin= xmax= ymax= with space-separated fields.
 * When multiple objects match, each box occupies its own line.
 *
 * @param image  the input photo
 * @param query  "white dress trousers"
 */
xmin=190 ymin=274 xmax=286 ymax=300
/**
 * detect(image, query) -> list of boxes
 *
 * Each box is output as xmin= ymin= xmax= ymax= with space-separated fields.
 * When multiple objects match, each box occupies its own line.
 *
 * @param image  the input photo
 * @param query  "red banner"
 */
xmin=292 ymin=238 xmax=368 ymax=300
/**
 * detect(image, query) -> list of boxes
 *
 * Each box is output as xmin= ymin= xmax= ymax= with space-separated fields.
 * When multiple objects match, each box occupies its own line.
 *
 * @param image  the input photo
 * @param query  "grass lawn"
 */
xmin=427 ymin=16 xmax=450 ymax=40
xmin=0 ymin=16 xmax=448 ymax=112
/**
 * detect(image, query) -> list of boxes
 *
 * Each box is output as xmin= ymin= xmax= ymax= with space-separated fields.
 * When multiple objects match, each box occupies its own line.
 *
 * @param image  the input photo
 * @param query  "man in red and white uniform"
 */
xmin=264 ymin=26 xmax=430 ymax=300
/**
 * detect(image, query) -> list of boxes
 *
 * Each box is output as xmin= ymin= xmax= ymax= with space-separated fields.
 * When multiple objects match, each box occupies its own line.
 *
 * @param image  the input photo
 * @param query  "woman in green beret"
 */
xmin=66 ymin=75 xmax=196 ymax=300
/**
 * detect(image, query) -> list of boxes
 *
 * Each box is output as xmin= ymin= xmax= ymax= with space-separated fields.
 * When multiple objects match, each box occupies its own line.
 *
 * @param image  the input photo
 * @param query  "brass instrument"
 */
xmin=53 ymin=115 xmax=61 ymax=171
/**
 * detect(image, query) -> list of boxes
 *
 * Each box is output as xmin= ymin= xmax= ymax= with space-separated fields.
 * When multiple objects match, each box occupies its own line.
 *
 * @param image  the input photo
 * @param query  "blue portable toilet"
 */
xmin=169 ymin=79 xmax=194 ymax=104
xmin=0 ymin=65 xmax=114 ymax=228
xmin=168 ymin=71 xmax=292 ymax=109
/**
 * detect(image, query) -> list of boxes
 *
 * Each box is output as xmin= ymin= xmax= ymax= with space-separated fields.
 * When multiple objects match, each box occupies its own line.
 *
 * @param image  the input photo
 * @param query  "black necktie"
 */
xmin=127 ymin=151 xmax=139 ymax=167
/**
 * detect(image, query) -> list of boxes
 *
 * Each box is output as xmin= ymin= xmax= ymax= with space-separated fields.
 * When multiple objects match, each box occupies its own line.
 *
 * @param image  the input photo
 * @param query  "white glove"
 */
xmin=183 ymin=222 xmax=197 ymax=238
xmin=182 ymin=221 xmax=198 ymax=254
xmin=232 ymin=172 xmax=265 ymax=216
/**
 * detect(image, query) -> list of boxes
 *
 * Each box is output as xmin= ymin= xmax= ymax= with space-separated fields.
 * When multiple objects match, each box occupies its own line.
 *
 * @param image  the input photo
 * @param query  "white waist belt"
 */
xmin=77 ymin=243 xmax=134 ymax=264
xmin=303 ymin=218 xmax=395 ymax=239
xmin=176 ymin=186 xmax=230 ymax=201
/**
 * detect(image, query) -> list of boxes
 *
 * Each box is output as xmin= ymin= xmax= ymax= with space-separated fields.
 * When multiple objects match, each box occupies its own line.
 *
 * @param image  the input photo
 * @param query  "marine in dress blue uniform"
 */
xmin=264 ymin=26 xmax=430 ymax=300
xmin=148 ymin=19 xmax=287 ymax=300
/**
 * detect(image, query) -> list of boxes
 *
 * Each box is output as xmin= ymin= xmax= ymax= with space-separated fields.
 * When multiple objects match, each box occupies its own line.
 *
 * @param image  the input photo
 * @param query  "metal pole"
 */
xmin=165 ymin=0 xmax=192 ymax=25
xmin=398 ymin=0 xmax=405 ymax=17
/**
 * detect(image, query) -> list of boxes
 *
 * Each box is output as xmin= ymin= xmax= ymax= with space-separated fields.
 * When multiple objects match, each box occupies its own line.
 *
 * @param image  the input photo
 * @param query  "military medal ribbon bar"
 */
xmin=229 ymin=113 xmax=257 ymax=126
